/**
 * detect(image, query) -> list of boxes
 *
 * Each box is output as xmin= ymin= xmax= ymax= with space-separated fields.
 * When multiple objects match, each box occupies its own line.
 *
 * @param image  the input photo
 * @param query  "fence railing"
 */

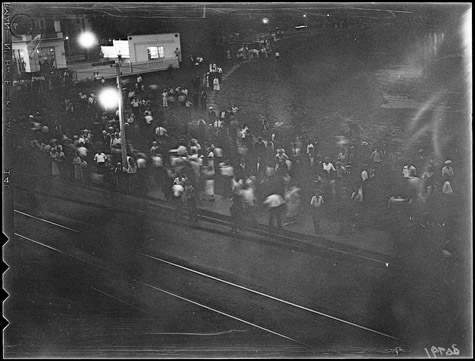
xmin=72 ymin=58 xmax=180 ymax=82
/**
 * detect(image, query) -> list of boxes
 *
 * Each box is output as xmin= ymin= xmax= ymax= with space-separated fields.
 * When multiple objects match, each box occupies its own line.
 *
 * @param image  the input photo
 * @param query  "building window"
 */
xmin=54 ymin=20 xmax=61 ymax=33
xmin=147 ymin=46 xmax=164 ymax=60
xmin=34 ymin=18 xmax=46 ymax=31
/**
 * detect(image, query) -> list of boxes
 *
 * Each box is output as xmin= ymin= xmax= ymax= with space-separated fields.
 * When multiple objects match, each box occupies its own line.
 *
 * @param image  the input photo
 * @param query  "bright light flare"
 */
xmin=461 ymin=8 xmax=472 ymax=112
xmin=78 ymin=31 xmax=97 ymax=48
xmin=99 ymin=88 xmax=119 ymax=109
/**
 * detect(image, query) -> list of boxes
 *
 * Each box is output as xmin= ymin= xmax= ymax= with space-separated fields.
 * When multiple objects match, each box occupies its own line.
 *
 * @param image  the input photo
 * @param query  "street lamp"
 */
xmin=98 ymin=88 xmax=119 ymax=109
xmin=64 ymin=35 xmax=71 ymax=57
xmin=303 ymin=14 xmax=307 ymax=29
xmin=78 ymin=31 xmax=96 ymax=61
xmin=78 ymin=31 xmax=97 ymax=49
xmin=262 ymin=17 xmax=270 ymax=40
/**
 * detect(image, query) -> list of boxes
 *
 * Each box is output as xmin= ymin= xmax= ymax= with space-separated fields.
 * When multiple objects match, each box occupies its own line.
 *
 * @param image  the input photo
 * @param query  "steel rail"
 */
xmin=13 ymin=232 xmax=313 ymax=349
xmin=142 ymin=253 xmax=400 ymax=341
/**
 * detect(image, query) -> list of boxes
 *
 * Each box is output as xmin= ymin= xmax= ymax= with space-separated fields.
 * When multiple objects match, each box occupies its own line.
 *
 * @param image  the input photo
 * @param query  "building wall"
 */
xmin=12 ymin=43 xmax=34 ymax=73
xmin=127 ymin=34 xmax=181 ymax=63
xmin=40 ymin=39 xmax=67 ymax=69
xmin=12 ymin=39 xmax=67 ymax=73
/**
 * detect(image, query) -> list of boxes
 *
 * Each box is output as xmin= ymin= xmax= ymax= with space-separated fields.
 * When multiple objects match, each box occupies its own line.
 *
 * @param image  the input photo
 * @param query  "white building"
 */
xmin=12 ymin=22 xmax=67 ymax=74
xmin=73 ymin=33 xmax=182 ymax=81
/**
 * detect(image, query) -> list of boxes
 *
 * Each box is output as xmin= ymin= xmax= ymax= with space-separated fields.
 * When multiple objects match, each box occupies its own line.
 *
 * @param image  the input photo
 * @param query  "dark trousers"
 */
xmin=187 ymin=197 xmax=198 ymax=223
xmin=312 ymin=209 xmax=321 ymax=234
xmin=268 ymin=205 xmax=284 ymax=231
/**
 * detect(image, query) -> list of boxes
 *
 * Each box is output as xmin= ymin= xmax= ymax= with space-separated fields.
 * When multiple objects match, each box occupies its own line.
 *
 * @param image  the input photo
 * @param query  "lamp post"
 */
xmin=81 ymin=32 xmax=127 ymax=167
xmin=98 ymin=66 xmax=127 ymax=167
xmin=262 ymin=18 xmax=270 ymax=44
xmin=262 ymin=17 xmax=269 ymax=33
xmin=115 ymin=60 xmax=127 ymax=168
xmin=65 ymin=36 xmax=71 ymax=57
xmin=303 ymin=14 xmax=307 ymax=30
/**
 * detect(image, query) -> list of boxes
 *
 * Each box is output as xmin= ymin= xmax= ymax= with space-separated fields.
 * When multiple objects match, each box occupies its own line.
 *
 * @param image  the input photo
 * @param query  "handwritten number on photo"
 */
xmin=424 ymin=344 xmax=460 ymax=358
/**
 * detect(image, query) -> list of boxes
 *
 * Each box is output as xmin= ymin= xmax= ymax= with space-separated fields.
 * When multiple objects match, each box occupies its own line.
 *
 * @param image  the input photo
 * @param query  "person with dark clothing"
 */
xmin=208 ymin=106 xmax=216 ymax=124
xmin=200 ymin=91 xmax=207 ymax=110
xmin=185 ymin=181 xmax=199 ymax=224
xmin=230 ymin=191 xmax=245 ymax=234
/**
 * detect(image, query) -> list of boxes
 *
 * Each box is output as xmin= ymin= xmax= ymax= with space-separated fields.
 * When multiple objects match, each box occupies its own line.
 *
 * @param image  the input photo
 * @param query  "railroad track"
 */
xmin=12 ymin=184 xmax=403 ymax=274
xmin=11 ymin=208 xmax=402 ymax=354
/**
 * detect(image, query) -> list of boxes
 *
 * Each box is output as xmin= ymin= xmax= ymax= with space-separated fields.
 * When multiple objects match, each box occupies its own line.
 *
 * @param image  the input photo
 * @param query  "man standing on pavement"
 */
xmin=93 ymin=149 xmax=107 ymax=175
xmin=208 ymin=106 xmax=216 ymax=124
xmin=185 ymin=180 xmax=199 ymax=224
xmin=264 ymin=193 xmax=286 ymax=232
xmin=200 ymin=91 xmax=207 ymax=111
xmin=310 ymin=189 xmax=324 ymax=234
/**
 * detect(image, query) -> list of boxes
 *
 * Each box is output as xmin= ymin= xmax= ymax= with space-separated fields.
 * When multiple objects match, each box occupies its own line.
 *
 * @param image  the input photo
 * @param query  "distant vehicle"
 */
xmin=294 ymin=25 xmax=308 ymax=31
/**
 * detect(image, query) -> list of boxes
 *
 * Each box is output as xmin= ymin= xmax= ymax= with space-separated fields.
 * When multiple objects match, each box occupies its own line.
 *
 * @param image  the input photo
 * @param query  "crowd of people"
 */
xmin=11 ymin=43 xmax=458 ymax=243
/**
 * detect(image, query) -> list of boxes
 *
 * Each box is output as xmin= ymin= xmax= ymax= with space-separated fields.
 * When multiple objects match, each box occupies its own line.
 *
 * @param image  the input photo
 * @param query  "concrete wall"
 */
xmin=71 ymin=58 xmax=179 ymax=82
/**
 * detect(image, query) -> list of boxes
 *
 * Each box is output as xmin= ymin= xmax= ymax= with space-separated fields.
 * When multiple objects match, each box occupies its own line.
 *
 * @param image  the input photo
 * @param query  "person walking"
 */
xmin=284 ymin=184 xmax=301 ymax=225
xmin=172 ymin=182 xmax=185 ymax=217
xmin=49 ymin=147 xmax=61 ymax=177
xmin=441 ymin=159 xmax=454 ymax=182
xmin=310 ymin=189 xmax=324 ymax=234
xmin=200 ymin=91 xmax=207 ymax=111
xmin=73 ymin=152 xmax=86 ymax=182
xmin=230 ymin=190 xmax=245 ymax=234
xmin=123 ymin=156 xmax=138 ymax=194
xmin=202 ymin=165 xmax=215 ymax=202
xmin=185 ymin=180 xmax=199 ymax=224
xmin=94 ymin=149 xmax=107 ymax=175
xmin=213 ymin=77 xmax=220 ymax=91
xmin=264 ymin=193 xmax=286 ymax=232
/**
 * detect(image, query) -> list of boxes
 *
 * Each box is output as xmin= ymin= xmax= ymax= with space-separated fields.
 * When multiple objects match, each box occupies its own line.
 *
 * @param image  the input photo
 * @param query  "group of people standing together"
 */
xmin=12 ymin=40 xmax=459 ymax=243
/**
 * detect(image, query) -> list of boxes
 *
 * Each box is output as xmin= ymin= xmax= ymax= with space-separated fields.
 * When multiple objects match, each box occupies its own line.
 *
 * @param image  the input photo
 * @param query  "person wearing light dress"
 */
xmin=213 ymin=77 xmax=220 ymax=91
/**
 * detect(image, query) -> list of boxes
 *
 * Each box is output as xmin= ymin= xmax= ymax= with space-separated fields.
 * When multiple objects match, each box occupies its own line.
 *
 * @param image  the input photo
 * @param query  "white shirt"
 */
xmin=220 ymin=165 xmax=234 ymax=177
xmin=214 ymin=147 xmax=223 ymax=157
xmin=264 ymin=194 xmax=285 ymax=208
xmin=323 ymin=162 xmax=335 ymax=173
xmin=155 ymin=127 xmax=167 ymax=136
xmin=94 ymin=153 xmax=107 ymax=163
xmin=361 ymin=169 xmax=368 ymax=181
xmin=310 ymin=195 xmax=324 ymax=208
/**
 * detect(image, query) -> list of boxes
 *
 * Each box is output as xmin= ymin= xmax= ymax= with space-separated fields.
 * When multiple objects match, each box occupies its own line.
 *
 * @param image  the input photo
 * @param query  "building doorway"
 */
xmin=37 ymin=47 xmax=57 ymax=71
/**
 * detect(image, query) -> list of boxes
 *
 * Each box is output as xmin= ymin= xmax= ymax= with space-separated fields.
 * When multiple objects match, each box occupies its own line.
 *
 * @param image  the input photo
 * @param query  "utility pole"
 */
xmin=203 ymin=3 xmax=206 ymax=18
xmin=93 ymin=57 xmax=127 ymax=167
xmin=115 ymin=61 xmax=127 ymax=167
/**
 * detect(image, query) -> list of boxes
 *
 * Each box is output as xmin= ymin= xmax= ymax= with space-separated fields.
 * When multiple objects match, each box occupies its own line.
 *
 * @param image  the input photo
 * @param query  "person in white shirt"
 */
xmin=310 ymin=189 xmax=324 ymax=234
xmin=322 ymin=157 xmax=336 ymax=180
xmin=441 ymin=160 xmax=454 ymax=181
xmin=155 ymin=126 xmax=168 ymax=143
xmin=94 ymin=150 xmax=108 ymax=174
xmin=264 ymin=193 xmax=285 ymax=231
